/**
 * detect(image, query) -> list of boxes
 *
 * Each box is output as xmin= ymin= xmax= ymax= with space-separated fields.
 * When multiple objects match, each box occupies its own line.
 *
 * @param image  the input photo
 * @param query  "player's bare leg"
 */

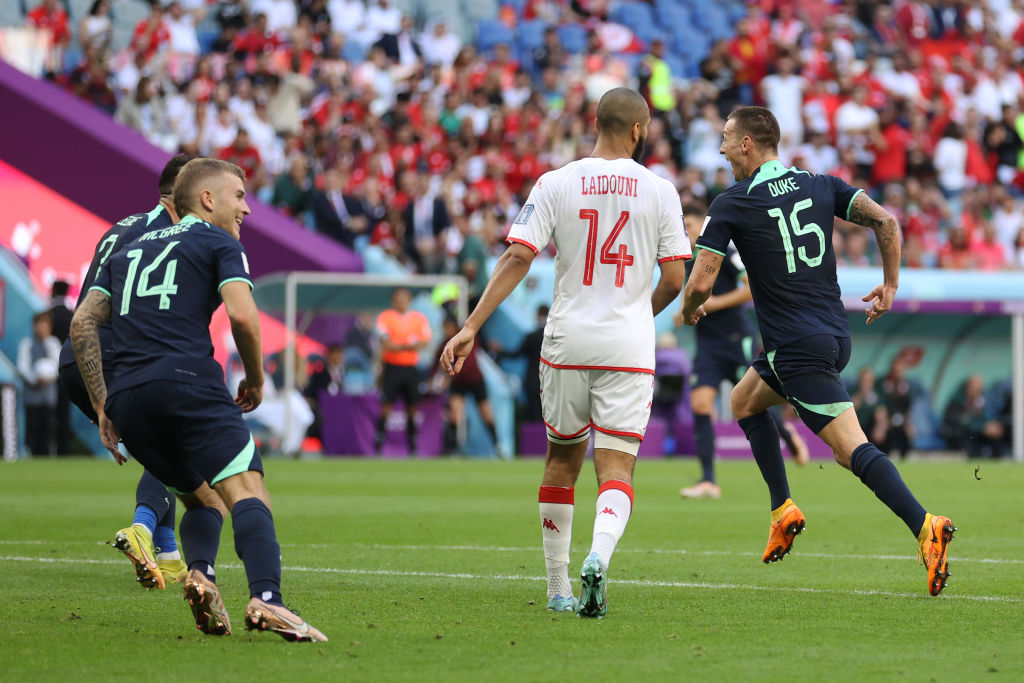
xmin=817 ymin=409 xmax=954 ymax=595
xmin=731 ymin=368 xmax=804 ymax=562
xmin=681 ymin=385 xmax=721 ymax=499
xmin=539 ymin=439 xmax=587 ymax=612
xmin=578 ymin=442 xmax=637 ymax=618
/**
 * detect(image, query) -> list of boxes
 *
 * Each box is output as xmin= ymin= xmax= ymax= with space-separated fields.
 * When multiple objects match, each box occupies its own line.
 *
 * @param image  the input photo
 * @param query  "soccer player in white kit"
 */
xmin=440 ymin=88 xmax=691 ymax=617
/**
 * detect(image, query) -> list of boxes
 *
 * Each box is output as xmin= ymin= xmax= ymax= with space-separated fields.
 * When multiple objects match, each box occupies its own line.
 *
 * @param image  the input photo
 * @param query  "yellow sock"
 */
xmin=771 ymin=498 xmax=794 ymax=524
xmin=917 ymin=513 xmax=934 ymax=545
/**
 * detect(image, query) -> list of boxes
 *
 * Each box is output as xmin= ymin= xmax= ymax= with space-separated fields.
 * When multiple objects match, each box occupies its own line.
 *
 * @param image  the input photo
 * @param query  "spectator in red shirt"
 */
xmin=27 ymin=0 xmax=71 ymax=47
xmin=871 ymin=106 xmax=912 ymax=186
xmin=973 ymin=223 xmax=1007 ymax=271
xmin=217 ymin=129 xmax=264 ymax=188
xmin=130 ymin=1 xmax=170 ymax=64
xmin=938 ymin=227 xmax=977 ymax=269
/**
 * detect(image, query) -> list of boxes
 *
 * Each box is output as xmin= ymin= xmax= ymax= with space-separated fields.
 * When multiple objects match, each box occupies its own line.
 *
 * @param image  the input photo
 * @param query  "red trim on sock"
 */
xmin=598 ymin=480 xmax=634 ymax=508
xmin=539 ymin=485 xmax=575 ymax=505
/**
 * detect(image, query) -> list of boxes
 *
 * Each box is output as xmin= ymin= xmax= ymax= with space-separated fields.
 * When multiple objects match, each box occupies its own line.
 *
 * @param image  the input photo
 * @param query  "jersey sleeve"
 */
xmin=213 ymin=235 xmax=253 ymax=293
xmin=506 ymin=172 xmax=558 ymax=253
xmin=656 ymin=181 xmax=691 ymax=263
xmin=828 ymin=174 xmax=865 ymax=222
xmin=695 ymin=193 xmax=735 ymax=256
xmin=89 ymin=259 xmax=113 ymax=298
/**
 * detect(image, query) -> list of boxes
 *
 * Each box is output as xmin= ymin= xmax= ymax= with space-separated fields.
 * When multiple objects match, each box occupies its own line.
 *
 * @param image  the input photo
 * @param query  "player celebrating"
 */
xmin=58 ymin=153 xmax=193 ymax=590
xmin=441 ymin=88 xmax=689 ymax=617
xmin=674 ymin=203 xmax=808 ymax=499
xmin=680 ymin=106 xmax=955 ymax=596
xmin=70 ymin=158 xmax=326 ymax=640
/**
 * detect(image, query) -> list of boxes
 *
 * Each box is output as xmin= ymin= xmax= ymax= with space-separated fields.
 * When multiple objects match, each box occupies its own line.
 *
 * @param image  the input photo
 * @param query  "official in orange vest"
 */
xmin=374 ymin=287 xmax=432 ymax=455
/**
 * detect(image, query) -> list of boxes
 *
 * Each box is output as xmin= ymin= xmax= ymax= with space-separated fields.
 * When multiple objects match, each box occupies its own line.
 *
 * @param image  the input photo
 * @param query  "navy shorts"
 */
xmin=691 ymin=336 xmax=752 ymax=390
xmin=58 ymin=362 xmax=110 ymax=424
xmin=106 ymin=380 xmax=262 ymax=495
xmin=752 ymin=335 xmax=853 ymax=434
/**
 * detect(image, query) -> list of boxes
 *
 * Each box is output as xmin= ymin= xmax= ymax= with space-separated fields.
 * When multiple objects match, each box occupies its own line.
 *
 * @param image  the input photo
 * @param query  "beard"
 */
xmin=631 ymin=134 xmax=646 ymax=163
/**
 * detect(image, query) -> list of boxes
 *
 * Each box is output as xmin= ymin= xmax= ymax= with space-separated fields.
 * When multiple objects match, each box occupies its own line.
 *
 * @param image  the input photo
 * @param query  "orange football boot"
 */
xmin=919 ymin=513 xmax=956 ymax=596
xmin=762 ymin=500 xmax=806 ymax=563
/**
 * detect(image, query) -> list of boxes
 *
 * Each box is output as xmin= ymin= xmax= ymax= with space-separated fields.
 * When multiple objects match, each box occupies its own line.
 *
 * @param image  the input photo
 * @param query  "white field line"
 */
xmin=0 ymin=554 xmax=1020 ymax=605
xmin=1 ymin=539 xmax=1022 ymax=566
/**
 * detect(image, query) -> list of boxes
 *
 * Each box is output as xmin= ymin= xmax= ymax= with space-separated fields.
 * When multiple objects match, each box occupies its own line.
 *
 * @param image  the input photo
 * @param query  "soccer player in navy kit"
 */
xmin=681 ymin=107 xmax=955 ymax=596
xmin=675 ymin=204 xmax=808 ymax=499
xmin=58 ymin=154 xmax=193 ymax=591
xmin=71 ymin=158 xmax=326 ymax=640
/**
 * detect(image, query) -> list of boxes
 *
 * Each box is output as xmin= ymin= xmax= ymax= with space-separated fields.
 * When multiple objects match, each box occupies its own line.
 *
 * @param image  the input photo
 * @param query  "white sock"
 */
xmin=539 ymin=485 xmax=574 ymax=599
xmin=590 ymin=481 xmax=633 ymax=569
xmin=156 ymin=550 xmax=181 ymax=561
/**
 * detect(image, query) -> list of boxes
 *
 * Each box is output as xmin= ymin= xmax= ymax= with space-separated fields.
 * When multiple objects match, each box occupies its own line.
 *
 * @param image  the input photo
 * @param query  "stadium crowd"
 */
xmin=9 ymin=0 xmax=1019 ymax=456
xmin=18 ymin=0 xmax=1024 ymax=278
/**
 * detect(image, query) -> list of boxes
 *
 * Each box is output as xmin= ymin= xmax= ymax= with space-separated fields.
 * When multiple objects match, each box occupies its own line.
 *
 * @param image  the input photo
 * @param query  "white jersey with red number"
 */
xmin=507 ymin=156 xmax=690 ymax=373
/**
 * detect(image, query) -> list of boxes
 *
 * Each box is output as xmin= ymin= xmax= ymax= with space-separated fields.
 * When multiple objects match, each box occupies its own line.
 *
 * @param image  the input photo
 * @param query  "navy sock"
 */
xmin=179 ymin=506 xmax=223 ymax=583
xmin=153 ymin=495 xmax=178 ymax=553
xmin=739 ymin=412 xmax=790 ymax=510
xmin=132 ymin=505 xmax=158 ymax=534
xmin=693 ymin=413 xmax=716 ymax=484
xmin=768 ymin=409 xmax=797 ymax=453
xmin=850 ymin=443 xmax=927 ymax=536
xmin=231 ymin=498 xmax=282 ymax=603
xmin=135 ymin=471 xmax=171 ymax=524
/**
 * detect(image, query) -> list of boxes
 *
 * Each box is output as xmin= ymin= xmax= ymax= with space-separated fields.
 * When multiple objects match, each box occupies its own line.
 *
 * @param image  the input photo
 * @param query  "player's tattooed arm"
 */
xmin=847 ymin=192 xmax=900 ymax=324
xmin=679 ymin=249 xmax=722 ymax=325
xmin=70 ymin=289 xmax=112 ymax=414
xmin=848 ymin=192 xmax=900 ymax=284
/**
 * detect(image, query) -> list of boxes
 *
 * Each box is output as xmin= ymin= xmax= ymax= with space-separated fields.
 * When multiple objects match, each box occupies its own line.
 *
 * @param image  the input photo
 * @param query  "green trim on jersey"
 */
xmin=217 ymin=277 xmax=253 ymax=292
xmin=845 ymin=188 xmax=865 ymax=221
xmin=145 ymin=204 xmax=165 ymax=226
xmin=89 ymin=285 xmax=111 ymax=297
xmin=695 ymin=244 xmax=726 ymax=257
xmin=746 ymin=160 xmax=812 ymax=195
xmin=210 ymin=435 xmax=257 ymax=486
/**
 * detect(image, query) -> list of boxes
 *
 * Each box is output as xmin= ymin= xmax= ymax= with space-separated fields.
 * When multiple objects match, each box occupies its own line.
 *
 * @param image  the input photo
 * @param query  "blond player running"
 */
xmin=441 ymin=88 xmax=690 ymax=618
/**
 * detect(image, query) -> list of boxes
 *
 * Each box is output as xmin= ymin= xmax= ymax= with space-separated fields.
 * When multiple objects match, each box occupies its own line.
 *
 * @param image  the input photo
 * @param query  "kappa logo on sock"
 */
xmin=542 ymin=518 xmax=560 ymax=532
xmin=600 ymin=507 xmax=617 ymax=517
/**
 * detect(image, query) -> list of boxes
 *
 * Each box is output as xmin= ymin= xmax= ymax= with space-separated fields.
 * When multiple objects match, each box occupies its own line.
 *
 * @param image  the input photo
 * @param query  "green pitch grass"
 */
xmin=1 ymin=457 xmax=1021 ymax=681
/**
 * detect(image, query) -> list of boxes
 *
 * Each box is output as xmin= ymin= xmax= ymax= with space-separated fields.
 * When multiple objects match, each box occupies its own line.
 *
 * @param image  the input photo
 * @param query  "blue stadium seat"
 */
xmin=517 ymin=18 xmax=548 ymax=51
xmin=477 ymin=18 xmax=515 ymax=53
xmin=555 ymin=23 xmax=587 ymax=54
xmin=611 ymin=1 xmax=655 ymax=31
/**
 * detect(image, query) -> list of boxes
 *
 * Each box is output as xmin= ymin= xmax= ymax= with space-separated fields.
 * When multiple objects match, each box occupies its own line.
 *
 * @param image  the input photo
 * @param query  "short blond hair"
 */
xmin=172 ymin=158 xmax=246 ymax=218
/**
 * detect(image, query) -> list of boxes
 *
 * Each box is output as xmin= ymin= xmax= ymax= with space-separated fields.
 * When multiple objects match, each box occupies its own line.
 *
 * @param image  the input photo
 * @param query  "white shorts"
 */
xmin=540 ymin=365 xmax=654 ymax=446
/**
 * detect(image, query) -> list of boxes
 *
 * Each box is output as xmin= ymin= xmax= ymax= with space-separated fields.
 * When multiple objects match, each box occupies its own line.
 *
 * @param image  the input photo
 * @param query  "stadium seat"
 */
xmin=555 ymin=23 xmax=587 ymax=54
xmin=517 ymin=18 xmax=547 ymax=51
xmin=110 ymin=0 xmax=150 ymax=53
xmin=611 ymin=1 xmax=655 ymax=31
xmin=476 ymin=18 xmax=514 ymax=53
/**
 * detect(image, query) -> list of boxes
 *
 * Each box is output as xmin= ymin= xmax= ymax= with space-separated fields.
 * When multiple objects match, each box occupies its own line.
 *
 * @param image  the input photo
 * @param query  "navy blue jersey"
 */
xmin=696 ymin=160 xmax=862 ymax=351
xmin=686 ymin=246 xmax=754 ymax=345
xmin=58 ymin=205 xmax=173 ymax=369
xmin=91 ymin=214 xmax=253 ymax=395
